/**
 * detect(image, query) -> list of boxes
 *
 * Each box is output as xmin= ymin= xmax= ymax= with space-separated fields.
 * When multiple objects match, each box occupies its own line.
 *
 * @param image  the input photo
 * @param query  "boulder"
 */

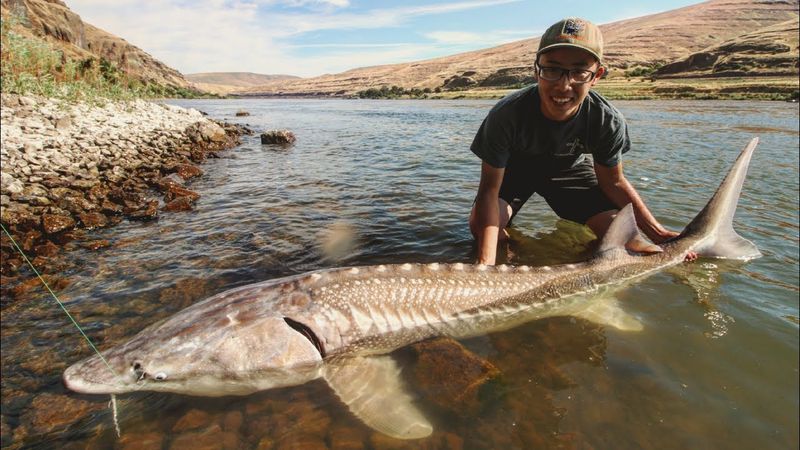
xmin=260 ymin=130 xmax=296 ymax=145
xmin=162 ymin=196 xmax=196 ymax=212
xmin=174 ymin=163 xmax=204 ymax=180
xmin=409 ymin=337 xmax=500 ymax=416
xmin=41 ymin=213 xmax=76 ymax=234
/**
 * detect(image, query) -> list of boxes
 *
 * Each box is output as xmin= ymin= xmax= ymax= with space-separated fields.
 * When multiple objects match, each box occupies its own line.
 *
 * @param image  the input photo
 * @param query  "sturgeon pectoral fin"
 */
xmin=323 ymin=355 xmax=433 ymax=440
xmin=574 ymin=296 xmax=643 ymax=331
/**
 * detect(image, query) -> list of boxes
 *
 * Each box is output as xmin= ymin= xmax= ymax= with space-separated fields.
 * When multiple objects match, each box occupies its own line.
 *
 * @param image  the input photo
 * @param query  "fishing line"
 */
xmin=1 ymin=223 xmax=122 ymax=436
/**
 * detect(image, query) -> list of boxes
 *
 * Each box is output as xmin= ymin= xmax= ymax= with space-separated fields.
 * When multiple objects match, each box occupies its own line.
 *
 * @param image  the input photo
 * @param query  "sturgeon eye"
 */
xmin=154 ymin=372 xmax=167 ymax=381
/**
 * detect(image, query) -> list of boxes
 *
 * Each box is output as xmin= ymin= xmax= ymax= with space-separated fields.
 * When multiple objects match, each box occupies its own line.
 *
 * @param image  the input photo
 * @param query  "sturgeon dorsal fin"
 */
xmin=597 ymin=204 xmax=638 ymax=256
xmin=682 ymin=137 xmax=761 ymax=260
xmin=323 ymin=355 xmax=433 ymax=440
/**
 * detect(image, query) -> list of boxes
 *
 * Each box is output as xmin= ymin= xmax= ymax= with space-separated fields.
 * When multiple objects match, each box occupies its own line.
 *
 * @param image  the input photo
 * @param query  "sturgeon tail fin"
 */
xmin=681 ymin=137 xmax=761 ymax=260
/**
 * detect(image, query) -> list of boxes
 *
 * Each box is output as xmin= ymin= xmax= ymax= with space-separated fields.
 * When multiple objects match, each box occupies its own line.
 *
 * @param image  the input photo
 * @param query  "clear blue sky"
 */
xmin=67 ymin=0 xmax=702 ymax=77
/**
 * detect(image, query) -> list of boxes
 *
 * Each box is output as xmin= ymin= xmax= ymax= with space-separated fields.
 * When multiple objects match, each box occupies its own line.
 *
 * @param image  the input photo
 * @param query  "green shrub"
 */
xmin=1 ymin=15 xmax=212 ymax=102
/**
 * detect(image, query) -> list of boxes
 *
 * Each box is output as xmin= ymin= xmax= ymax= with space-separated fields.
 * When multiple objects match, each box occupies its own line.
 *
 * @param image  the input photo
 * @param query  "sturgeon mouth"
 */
xmin=284 ymin=317 xmax=326 ymax=357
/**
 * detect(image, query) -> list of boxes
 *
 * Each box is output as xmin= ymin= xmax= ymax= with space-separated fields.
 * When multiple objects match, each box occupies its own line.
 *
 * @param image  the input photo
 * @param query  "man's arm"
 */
xmin=472 ymin=162 xmax=506 ymax=265
xmin=594 ymin=162 xmax=679 ymax=244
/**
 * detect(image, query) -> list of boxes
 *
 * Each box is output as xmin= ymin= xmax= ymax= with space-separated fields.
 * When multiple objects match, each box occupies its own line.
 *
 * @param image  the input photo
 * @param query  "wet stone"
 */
xmin=156 ymin=173 xmax=185 ymax=191
xmin=41 ymin=213 xmax=76 ymax=234
xmin=409 ymin=337 xmax=501 ymax=416
xmin=169 ymin=424 xmax=239 ymax=450
xmin=175 ymin=163 xmax=204 ymax=180
xmin=78 ymin=211 xmax=109 ymax=229
xmin=100 ymin=199 xmax=123 ymax=215
xmin=127 ymin=200 xmax=159 ymax=221
xmin=260 ymin=130 xmax=296 ymax=145
xmin=328 ymin=426 xmax=366 ymax=450
xmin=162 ymin=196 xmax=196 ymax=212
xmin=20 ymin=393 xmax=104 ymax=436
xmin=1 ymin=207 xmax=39 ymax=231
xmin=222 ymin=410 xmax=243 ymax=433
xmin=19 ymin=347 xmax=68 ymax=376
xmin=82 ymin=239 xmax=111 ymax=251
xmin=369 ymin=432 xmax=422 ymax=450
xmin=33 ymin=240 xmax=59 ymax=257
xmin=21 ymin=229 xmax=42 ymax=252
xmin=1 ymin=257 xmax=23 ymax=275
xmin=11 ymin=274 xmax=69 ymax=298
xmin=172 ymin=409 xmax=214 ymax=432
xmin=275 ymin=434 xmax=328 ymax=450
xmin=117 ymin=431 xmax=165 ymax=450
xmin=164 ymin=185 xmax=200 ymax=202
xmin=1 ymin=415 xmax=11 ymax=448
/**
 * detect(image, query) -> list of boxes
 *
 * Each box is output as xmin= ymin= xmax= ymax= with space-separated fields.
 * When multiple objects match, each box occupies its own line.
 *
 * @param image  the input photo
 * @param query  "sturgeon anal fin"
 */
xmin=323 ymin=355 xmax=433 ymax=440
xmin=597 ymin=204 xmax=639 ymax=257
xmin=574 ymin=295 xmax=643 ymax=331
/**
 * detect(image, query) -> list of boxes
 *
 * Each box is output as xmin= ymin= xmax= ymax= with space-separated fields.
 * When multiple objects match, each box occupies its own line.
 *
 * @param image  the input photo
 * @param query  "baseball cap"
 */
xmin=537 ymin=18 xmax=603 ymax=63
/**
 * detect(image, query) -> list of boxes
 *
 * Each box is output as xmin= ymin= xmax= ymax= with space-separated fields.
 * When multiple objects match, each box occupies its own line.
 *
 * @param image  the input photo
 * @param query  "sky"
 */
xmin=67 ymin=0 xmax=701 ymax=78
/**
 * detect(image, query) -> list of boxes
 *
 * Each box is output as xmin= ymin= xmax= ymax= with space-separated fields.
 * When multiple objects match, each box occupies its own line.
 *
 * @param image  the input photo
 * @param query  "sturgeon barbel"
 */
xmin=64 ymin=138 xmax=761 ymax=439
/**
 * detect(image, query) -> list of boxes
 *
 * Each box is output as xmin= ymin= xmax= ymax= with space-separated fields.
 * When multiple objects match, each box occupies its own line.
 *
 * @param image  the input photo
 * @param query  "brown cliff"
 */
xmin=1 ymin=0 xmax=192 ymax=90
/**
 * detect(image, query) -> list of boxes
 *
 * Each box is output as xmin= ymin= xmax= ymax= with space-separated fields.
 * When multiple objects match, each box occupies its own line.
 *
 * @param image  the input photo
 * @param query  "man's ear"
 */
xmin=592 ymin=65 xmax=606 ymax=85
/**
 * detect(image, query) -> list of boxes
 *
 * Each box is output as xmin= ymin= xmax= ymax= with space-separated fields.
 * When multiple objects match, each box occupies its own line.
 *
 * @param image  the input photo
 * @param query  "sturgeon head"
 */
xmin=63 ymin=281 xmax=324 ymax=396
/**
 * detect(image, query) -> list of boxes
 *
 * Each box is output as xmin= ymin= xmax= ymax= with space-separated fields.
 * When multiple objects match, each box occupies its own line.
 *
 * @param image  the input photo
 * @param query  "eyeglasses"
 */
xmin=536 ymin=65 xmax=597 ymax=84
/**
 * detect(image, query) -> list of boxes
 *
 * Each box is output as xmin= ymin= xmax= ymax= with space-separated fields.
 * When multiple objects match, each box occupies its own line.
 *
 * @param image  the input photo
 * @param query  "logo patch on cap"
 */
xmin=562 ymin=19 xmax=585 ymax=38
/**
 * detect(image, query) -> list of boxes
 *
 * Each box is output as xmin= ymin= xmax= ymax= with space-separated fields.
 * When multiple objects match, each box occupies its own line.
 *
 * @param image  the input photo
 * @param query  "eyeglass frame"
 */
xmin=534 ymin=63 xmax=600 ymax=84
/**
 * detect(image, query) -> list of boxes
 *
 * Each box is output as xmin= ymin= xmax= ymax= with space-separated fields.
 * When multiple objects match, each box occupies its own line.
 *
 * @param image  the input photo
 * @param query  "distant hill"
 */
xmin=186 ymin=72 xmax=300 ymax=86
xmin=0 ymin=0 xmax=192 ymax=90
xmin=655 ymin=16 xmax=799 ymax=78
xmin=236 ymin=0 xmax=799 ymax=97
xmin=185 ymin=72 xmax=301 ymax=95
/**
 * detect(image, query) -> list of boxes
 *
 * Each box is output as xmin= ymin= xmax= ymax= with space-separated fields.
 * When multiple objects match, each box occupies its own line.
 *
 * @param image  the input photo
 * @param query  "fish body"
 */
xmin=64 ymin=138 xmax=761 ymax=439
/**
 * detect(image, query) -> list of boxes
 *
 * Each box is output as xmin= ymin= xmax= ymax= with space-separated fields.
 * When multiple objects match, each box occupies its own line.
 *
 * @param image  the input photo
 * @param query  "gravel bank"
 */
xmin=0 ymin=94 xmax=250 ymax=298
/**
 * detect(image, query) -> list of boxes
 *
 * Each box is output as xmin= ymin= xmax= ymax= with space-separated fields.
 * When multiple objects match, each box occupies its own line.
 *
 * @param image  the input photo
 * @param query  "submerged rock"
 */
xmin=78 ymin=211 xmax=109 ymax=230
xmin=19 ymin=393 xmax=104 ymax=436
xmin=260 ymin=130 xmax=296 ymax=145
xmin=174 ymin=163 xmax=204 ymax=181
xmin=409 ymin=337 xmax=500 ymax=416
xmin=162 ymin=196 xmax=197 ymax=212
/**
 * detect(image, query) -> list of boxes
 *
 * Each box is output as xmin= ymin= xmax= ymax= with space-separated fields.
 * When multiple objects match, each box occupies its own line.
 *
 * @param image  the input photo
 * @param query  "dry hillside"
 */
xmin=0 ymin=0 xmax=192 ymax=90
xmin=185 ymin=72 xmax=301 ymax=96
xmin=655 ymin=16 xmax=799 ymax=77
xmin=238 ymin=0 xmax=799 ymax=96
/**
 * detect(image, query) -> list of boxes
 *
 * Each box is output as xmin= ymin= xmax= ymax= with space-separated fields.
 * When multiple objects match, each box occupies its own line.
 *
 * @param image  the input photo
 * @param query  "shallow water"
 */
xmin=1 ymin=98 xmax=798 ymax=449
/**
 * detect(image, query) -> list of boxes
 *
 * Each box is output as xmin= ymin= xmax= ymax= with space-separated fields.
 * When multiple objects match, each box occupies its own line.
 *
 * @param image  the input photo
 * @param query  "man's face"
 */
xmin=536 ymin=47 xmax=604 ymax=122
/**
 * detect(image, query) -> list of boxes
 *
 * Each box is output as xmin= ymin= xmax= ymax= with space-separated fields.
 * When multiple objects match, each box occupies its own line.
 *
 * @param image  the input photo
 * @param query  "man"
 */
xmin=469 ymin=17 xmax=688 ymax=265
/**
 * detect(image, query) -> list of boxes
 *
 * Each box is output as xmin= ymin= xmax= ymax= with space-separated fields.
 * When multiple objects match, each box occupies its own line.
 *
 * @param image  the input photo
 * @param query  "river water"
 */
xmin=1 ymin=98 xmax=797 ymax=449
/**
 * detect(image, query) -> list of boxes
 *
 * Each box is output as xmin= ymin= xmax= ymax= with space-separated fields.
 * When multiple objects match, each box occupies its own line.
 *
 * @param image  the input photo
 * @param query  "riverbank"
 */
xmin=418 ymin=76 xmax=800 ymax=101
xmin=0 ymin=94 xmax=251 ymax=300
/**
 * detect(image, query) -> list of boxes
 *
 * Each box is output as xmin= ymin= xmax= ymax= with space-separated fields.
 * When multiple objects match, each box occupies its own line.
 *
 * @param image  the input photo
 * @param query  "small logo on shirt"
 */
xmin=554 ymin=137 xmax=585 ymax=156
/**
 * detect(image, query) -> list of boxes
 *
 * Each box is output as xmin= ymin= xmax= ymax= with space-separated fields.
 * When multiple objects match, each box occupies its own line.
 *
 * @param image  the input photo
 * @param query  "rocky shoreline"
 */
xmin=0 ymin=94 xmax=251 ymax=300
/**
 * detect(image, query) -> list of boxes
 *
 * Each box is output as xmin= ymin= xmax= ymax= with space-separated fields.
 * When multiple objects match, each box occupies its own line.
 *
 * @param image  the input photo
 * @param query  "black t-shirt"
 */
xmin=470 ymin=84 xmax=630 ymax=173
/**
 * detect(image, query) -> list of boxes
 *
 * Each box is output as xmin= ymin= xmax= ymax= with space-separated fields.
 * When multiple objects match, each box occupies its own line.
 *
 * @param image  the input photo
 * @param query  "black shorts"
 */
xmin=499 ymin=157 xmax=617 ymax=225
